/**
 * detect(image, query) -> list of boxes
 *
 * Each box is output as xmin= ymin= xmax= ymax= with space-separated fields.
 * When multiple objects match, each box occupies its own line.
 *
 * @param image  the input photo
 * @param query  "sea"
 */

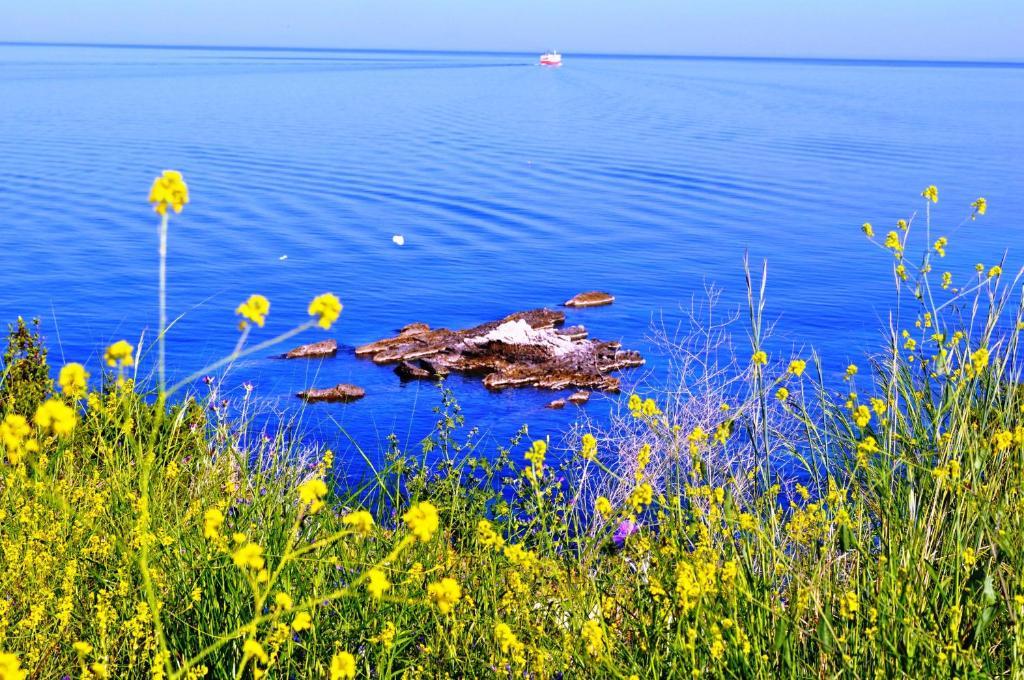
xmin=2 ymin=43 xmax=1023 ymax=475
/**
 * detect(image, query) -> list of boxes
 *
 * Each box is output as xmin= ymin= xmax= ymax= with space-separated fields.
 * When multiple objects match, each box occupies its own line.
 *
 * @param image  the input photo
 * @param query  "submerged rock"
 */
xmin=564 ymin=291 xmax=615 ymax=308
xmin=356 ymin=308 xmax=643 ymax=393
xmin=284 ymin=339 xmax=338 ymax=359
xmin=547 ymin=399 xmax=567 ymax=409
xmin=296 ymin=383 xmax=365 ymax=403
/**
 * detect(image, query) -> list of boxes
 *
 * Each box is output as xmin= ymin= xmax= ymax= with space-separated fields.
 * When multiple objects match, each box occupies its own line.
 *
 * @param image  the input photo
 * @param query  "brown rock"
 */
xmin=399 ymin=322 xmax=431 ymax=336
xmin=395 ymin=361 xmax=433 ymax=381
xmin=547 ymin=399 xmax=567 ymax=409
xmin=357 ymin=308 xmax=643 ymax=393
xmin=564 ymin=291 xmax=615 ymax=308
xmin=285 ymin=339 xmax=338 ymax=359
xmin=568 ymin=390 xmax=591 ymax=405
xmin=296 ymin=383 xmax=365 ymax=403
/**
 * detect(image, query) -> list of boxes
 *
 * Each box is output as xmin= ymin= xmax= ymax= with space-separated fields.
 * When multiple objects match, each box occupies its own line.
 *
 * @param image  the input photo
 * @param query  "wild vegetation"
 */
xmin=1 ymin=176 xmax=1023 ymax=679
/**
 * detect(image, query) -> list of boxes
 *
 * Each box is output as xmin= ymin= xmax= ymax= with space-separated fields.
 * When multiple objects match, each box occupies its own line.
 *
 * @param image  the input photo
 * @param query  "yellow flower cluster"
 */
xmin=235 ymin=294 xmax=270 ymax=328
xmin=33 ymin=399 xmax=77 ymax=436
xmin=403 ymin=501 xmax=439 ymax=542
xmin=308 ymin=293 xmax=343 ymax=330
xmin=342 ymin=510 xmax=375 ymax=536
xmin=1 ymin=414 xmax=35 ymax=465
xmin=58 ymin=363 xmax=89 ymax=398
xmin=103 ymin=340 xmax=135 ymax=367
xmin=298 ymin=478 xmax=328 ymax=514
xmin=427 ymin=577 xmax=462 ymax=614
xmin=148 ymin=170 xmax=189 ymax=215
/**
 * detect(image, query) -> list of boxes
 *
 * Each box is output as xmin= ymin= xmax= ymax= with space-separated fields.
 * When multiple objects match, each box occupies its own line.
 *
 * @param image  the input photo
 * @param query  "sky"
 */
xmin=4 ymin=0 xmax=1023 ymax=61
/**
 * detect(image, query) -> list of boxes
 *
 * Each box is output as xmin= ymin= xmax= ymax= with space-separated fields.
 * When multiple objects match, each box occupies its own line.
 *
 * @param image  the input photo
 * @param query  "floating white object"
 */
xmin=392 ymin=234 xmax=405 ymax=246
xmin=279 ymin=255 xmax=288 ymax=260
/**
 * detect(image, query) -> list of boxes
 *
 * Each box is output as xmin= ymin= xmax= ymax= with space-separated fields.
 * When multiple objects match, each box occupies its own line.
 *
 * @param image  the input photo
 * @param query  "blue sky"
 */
xmin=5 ymin=0 xmax=1022 ymax=60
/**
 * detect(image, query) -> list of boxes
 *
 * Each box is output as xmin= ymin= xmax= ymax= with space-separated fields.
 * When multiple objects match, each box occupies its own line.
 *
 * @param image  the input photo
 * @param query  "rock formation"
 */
xmin=356 ymin=309 xmax=643 ymax=392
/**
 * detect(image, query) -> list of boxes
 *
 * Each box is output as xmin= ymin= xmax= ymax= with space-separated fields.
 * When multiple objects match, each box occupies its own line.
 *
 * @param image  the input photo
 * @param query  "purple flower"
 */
xmin=613 ymin=519 xmax=638 ymax=547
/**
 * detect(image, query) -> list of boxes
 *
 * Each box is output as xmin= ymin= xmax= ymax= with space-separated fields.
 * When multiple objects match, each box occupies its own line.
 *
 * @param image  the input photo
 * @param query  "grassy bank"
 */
xmin=2 ymin=179 xmax=1024 ymax=678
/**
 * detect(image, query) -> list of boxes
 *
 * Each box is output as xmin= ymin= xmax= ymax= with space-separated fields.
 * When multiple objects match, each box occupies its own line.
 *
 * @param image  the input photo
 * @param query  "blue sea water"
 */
xmin=2 ymin=44 xmax=1023 ymax=474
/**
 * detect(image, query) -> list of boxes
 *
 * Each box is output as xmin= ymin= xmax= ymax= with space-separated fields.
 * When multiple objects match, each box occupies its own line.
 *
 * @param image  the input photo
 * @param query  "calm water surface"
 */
xmin=2 ymin=45 xmax=1023 ymax=474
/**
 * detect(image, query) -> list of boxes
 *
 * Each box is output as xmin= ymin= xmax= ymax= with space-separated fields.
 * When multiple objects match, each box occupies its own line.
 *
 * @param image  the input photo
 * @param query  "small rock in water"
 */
xmin=564 ymin=291 xmax=615 ymax=308
xmin=392 ymin=234 xmax=405 ymax=246
xmin=568 ymin=390 xmax=591 ymax=405
xmin=296 ymin=383 xmax=365 ymax=403
xmin=284 ymin=339 xmax=338 ymax=359
xmin=547 ymin=399 xmax=567 ymax=409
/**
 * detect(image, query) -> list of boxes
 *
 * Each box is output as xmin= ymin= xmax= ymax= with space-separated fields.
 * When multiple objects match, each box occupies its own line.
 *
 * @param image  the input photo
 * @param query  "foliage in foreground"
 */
xmin=3 ymin=184 xmax=1024 ymax=678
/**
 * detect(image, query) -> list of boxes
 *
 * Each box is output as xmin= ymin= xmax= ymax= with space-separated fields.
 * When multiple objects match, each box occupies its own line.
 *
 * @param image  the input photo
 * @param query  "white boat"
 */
xmin=539 ymin=51 xmax=562 ymax=67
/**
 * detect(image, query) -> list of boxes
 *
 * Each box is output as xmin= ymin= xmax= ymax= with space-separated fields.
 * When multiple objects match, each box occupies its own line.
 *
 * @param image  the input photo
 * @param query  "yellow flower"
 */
xmin=595 ymin=496 xmax=612 ymax=517
xmin=580 ymin=433 xmax=597 ymax=461
xmin=896 ymin=218 xmax=908 ymax=231
xmin=72 ymin=641 xmax=93 ymax=656
xmin=870 ymin=397 xmax=887 ymax=416
xmin=366 ymin=568 xmax=391 ymax=599
xmin=581 ymin=619 xmax=605 ymax=657
xmin=103 ymin=340 xmax=135 ymax=367
xmin=970 ymin=347 xmax=989 ymax=374
xmin=1 ymin=414 xmax=32 ymax=464
xmin=628 ymin=482 xmax=654 ymax=511
xmin=232 ymin=541 xmax=265 ymax=570
xmin=274 ymin=592 xmax=294 ymax=610
xmin=776 ymin=387 xmax=789 ymax=402
xmin=476 ymin=519 xmax=505 ymax=550
xmin=921 ymin=185 xmax=938 ymax=203
xmin=840 ymin=590 xmax=859 ymax=620
xmin=371 ymin=622 xmax=397 ymax=649
xmin=853 ymin=405 xmax=871 ymax=429
xmin=942 ymin=271 xmax=953 ymax=289
xmin=297 ymin=478 xmax=328 ymax=514
xmin=641 ymin=398 xmax=661 ymax=417
xmin=933 ymin=236 xmax=948 ymax=257
xmin=844 ymin=364 xmax=858 ymax=380
xmin=861 ymin=222 xmax=874 ymax=238
xmin=342 ymin=510 xmax=375 ymax=536
xmin=988 ymin=265 xmax=1002 ymax=278
xmin=751 ymin=350 xmax=767 ymax=366
xmin=203 ymin=508 xmax=224 ymax=540
xmin=884 ymin=231 xmax=902 ymax=253
xmin=330 ymin=651 xmax=356 ymax=680
xmin=403 ymin=501 xmax=439 ymax=542
xmin=962 ymin=547 xmax=978 ymax=568
xmin=149 ymin=169 xmax=189 ymax=215
xmin=242 ymin=639 xmax=268 ymax=665
xmin=58 ymin=363 xmax=89 ymax=397
xmin=235 ymin=294 xmax=270 ymax=328
xmin=427 ymin=577 xmax=462 ymax=614
xmin=971 ymin=197 xmax=987 ymax=217
xmin=525 ymin=439 xmax=547 ymax=469
xmin=308 ymin=293 xmax=343 ymax=330
xmin=291 ymin=611 xmax=313 ymax=632
xmin=993 ymin=430 xmax=1013 ymax=452
xmin=494 ymin=622 xmax=525 ymax=660
xmin=33 ymin=399 xmax=77 ymax=435
xmin=89 ymin=663 xmax=109 ymax=678
xmin=0 ymin=652 xmax=27 ymax=680
xmin=788 ymin=359 xmax=806 ymax=377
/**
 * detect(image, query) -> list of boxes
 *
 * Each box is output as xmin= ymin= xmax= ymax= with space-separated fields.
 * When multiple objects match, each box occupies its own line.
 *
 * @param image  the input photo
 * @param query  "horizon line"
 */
xmin=2 ymin=40 xmax=1024 ymax=68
